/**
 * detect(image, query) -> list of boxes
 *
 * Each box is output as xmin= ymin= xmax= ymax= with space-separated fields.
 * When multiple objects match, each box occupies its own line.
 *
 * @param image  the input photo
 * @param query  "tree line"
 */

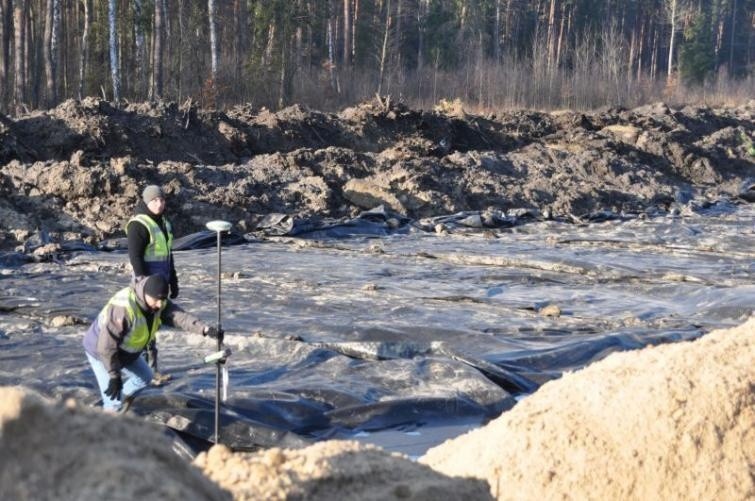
xmin=0 ymin=0 xmax=753 ymax=114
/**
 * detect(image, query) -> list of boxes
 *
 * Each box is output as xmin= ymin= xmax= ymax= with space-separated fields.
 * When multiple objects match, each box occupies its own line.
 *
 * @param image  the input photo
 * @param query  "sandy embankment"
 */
xmin=0 ymin=387 xmax=229 ymax=500
xmin=1 ymin=318 xmax=752 ymax=500
xmin=421 ymin=317 xmax=755 ymax=500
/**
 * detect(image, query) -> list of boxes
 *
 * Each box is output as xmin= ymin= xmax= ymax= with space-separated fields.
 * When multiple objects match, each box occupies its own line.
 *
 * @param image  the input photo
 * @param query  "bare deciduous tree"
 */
xmin=133 ymin=0 xmax=145 ymax=95
xmin=151 ymin=0 xmax=163 ymax=99
xmin=78 ymin=0 xmax=90 ymax=99
xmin=208 ymin=0 xmax=218 ymax=82
xmin=378 ymin=0 xmax=391 ymax=95
xmin=13 ymin=0 xmax=26 ymax=109
xmin=108 ymin=0 xmax=120 ymax=102
xmin=0 ymin=0 xmax=11 ymax=91
xmin=43 ymin=0 xmax=60 ymax=106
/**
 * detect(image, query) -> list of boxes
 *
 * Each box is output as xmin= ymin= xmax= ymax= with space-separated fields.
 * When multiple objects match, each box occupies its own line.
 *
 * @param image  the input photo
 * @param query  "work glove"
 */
xmin=145 ymin=340 xmax=159 ymax=371
xmin=104 ymin=375 xmax=123 ymax=401
xmin=203 ymin=326 xmax=224 ymax=343
xmin=169 ymin=280 xmax=179 ymax=299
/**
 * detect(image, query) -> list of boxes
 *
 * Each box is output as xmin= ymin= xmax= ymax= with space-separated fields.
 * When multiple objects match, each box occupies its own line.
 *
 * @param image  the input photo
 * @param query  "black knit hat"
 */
xmin=143 ymin=274 xmax=169 ymax=300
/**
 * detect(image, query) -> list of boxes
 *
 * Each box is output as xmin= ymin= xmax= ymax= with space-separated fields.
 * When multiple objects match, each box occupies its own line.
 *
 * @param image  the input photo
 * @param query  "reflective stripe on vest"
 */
xmin=127 ymin=214 xmax=173 ymax=280
xmin=101 ymin=287 xmax=163 ymax=353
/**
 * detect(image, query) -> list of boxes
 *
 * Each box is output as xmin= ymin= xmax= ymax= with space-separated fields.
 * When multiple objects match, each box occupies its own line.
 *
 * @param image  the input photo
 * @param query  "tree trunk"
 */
xmin=636 ymin=15 xmax=645 ymax=80
xmin=24 ymin=0 xmax=36 ymax=108
xmin=152 ymin=0 xmax=163 ymax=99
xmin=208 ymin=0 xmax=218 ymax=81
xmin=546 ymin=0 xmax=556 ymax=71
xmin=667 ymin=0 xmax=677 ymax=82
xmin=263 ymin=23 xmax=274 ymax=67
xmin=295 ymin=24 xmax=302 ymax=70
xmin=117 ymin=1 xmax=124 ymax=97
xmin=395 ymin=0 xmax=402 ymax=70
xmin=417 ymin=0 xmax=425 ymax=73
xmin=352 ymin=0 xmax=358 ymax=61
xmin=555 ymin=1 xmax=566 ymax=68
xmin=26 ymin=0 xmax=34 ymax=107
xmin=78 ymin=0 xmax=89 ymax=99
xmin=494 ymin=0 xmax=501 ymax=62
xmin=108 ymin=0 xmax=119 ymax=102
xmin=651 ymin=23 xmax=659 ymax=80
xmin=161 ymin=0 xmax=170 ymax=95
xmin=327 ymin=16 xmax=337 ymax=91
xmin=343 ymin=0 xmax=350 ymax=67
xmin=61 ymin=0 xmax=67 ymax=98
xmin=628 ymin=11 xmax=636 ymax=76
xmin=133 ymin=0 xmax=145 ymax=96
xmin=161 ymin=0 xmax=169 ymax=40
xmin=715 ymin=15 xmax=724 ymax=65
xmin=44 ymin=0 xmax=53 ymax=104
xmin=748 ymin=10 xmax=754 ymax=72
xmin=13 ymin=0 xmax=25 ymax=109
xmin=503 ymin=0 xmax=512 ymax=46
xmin=235 ymin=0 xmax=246 ymax=87
xmin=377 ymin=0 xmax=391 ymax=95
xmin=44 ymin=0 xmax=58 ymax=106
xmin=52 ymin=0 xmax=59 ymax=101
xmin=1 ymin=0 xmax=11 ymax=95
xmin=177 ymin=0 xmax=183 ymax=100
xmin=278 ymin=33 xmax=288 ymax=108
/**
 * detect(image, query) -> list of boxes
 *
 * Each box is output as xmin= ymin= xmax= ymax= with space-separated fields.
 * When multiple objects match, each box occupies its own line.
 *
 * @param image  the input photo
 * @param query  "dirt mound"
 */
xmin=0 ymin=385 xmax=491 ymax=501
xmin=0 ymin=98 xmax=753 ymax=252
xmin=194 ymin=440 xmax=492 ymax=501
xmin=0 ymin=386 xmax=229 ymax=500
xmin=420 ymin=317 xmax=755 ymax=500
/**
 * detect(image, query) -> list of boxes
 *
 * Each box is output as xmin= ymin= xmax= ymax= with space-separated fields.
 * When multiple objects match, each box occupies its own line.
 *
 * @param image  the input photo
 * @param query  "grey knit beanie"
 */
xmin=142 ymin=185 xmax=164 ymax=204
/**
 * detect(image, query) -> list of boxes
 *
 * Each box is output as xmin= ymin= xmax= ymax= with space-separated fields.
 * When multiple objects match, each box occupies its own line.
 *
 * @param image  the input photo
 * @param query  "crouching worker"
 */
xmin=83 ymin=274 xmax=223 ymax=412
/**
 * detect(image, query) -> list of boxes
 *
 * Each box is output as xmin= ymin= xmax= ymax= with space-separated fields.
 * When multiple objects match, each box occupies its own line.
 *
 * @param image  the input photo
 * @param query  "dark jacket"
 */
xmin=83 ymin=278 xmax=208 ymax=377
xmin=127 ymin=200 xmax=178 ymax=292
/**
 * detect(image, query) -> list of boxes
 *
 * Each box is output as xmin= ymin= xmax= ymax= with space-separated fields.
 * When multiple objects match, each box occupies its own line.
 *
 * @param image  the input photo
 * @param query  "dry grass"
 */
xmin=224 ymin=57 xmax=754 ymax=113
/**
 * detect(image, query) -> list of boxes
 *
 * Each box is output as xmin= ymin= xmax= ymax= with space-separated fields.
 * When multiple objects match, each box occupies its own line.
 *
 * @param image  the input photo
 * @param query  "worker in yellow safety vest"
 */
xmin=83 ymin=274 xmax=222 ymax=412
xmin=126 ymin=185 xmax=178 ymax=384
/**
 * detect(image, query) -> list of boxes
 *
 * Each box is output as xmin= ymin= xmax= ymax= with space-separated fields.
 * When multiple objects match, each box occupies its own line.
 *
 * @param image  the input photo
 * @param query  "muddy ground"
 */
xmin=0 ymin=97 xmax=753 ymax=253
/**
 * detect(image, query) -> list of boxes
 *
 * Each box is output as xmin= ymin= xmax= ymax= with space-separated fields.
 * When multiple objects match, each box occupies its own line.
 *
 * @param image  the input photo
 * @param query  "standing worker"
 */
xmin=83 ymin=274 xmax=223 ymax=412
xmin=127 ymin=185 xmax=178 ymax=384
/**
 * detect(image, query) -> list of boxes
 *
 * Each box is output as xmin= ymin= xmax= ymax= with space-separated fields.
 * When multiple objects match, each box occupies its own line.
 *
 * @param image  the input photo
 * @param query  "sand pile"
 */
xmin=421 ymin=318 xmax=755 ymax=500
xmin=194 ymin=440 xmax=492 ymax=501
xmin=0 ymin=387 xmax=229 ymax=500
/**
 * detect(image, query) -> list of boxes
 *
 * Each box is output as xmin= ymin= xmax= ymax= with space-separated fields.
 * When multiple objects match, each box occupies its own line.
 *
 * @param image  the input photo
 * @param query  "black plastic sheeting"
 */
xmin=0 ymin=203 xmax=753 ymax=456
xmin=256 ymin=205 xmax=413 ymax=238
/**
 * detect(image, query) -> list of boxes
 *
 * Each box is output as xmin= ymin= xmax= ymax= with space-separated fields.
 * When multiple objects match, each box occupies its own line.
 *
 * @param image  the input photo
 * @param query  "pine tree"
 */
xmin=679 ymin=10 xmax=715 ymax=85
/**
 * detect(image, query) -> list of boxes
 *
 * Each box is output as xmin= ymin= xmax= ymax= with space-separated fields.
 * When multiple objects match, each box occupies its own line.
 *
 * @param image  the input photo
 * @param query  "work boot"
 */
xmin=118 ymin=395 xmax=135 ymax=415
xmin=151 ymin=371 xmax=172 ymax=386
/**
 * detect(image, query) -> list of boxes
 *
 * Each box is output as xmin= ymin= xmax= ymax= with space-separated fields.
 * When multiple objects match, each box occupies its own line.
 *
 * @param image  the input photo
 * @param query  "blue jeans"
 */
xmin=86 ymin=352 xmax=153 ymax=411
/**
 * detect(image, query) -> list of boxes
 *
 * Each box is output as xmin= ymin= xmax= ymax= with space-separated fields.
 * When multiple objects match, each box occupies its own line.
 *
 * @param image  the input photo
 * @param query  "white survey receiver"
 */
xmin=204 ymin=347 xmax=232 ymax=364
xmin=206 ymin=220 xmax=232 ymax=232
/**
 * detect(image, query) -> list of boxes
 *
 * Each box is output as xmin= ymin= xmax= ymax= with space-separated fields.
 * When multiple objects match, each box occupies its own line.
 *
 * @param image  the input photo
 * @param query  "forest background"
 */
xmin=0 ymin=0 xmax=753 ymax=115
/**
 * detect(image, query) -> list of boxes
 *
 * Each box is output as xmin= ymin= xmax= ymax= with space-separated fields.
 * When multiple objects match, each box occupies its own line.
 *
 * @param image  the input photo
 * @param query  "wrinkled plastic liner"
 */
xmin=0 ymin=206 xmax=752 ymax=454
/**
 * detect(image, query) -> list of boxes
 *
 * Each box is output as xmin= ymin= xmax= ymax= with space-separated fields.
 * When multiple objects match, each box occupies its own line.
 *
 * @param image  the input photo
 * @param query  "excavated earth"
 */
xmin=1 ymin=97 xmax=753 ymax=254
